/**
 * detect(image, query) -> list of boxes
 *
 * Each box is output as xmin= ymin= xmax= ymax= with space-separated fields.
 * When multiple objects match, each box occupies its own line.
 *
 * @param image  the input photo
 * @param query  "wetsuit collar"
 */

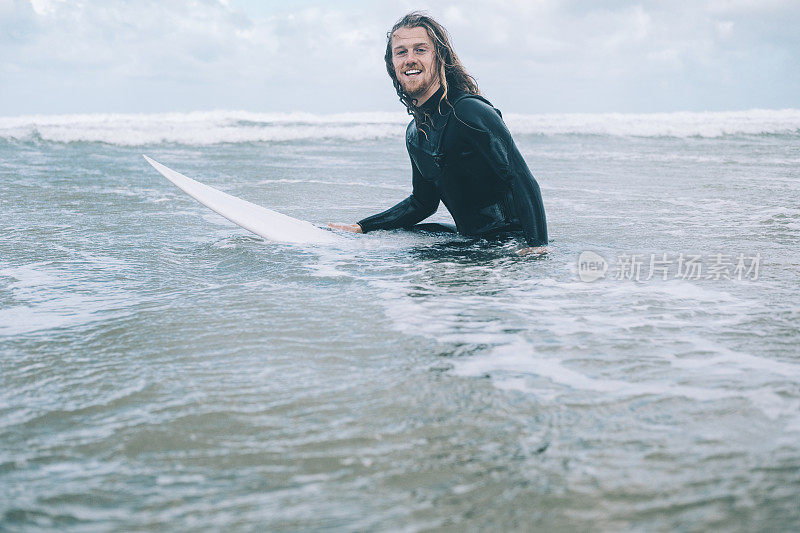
xmin=415 ymin=86 xmax=455 ymax=130
xmin=418 ymin=86 xmax=452 ymax=115
xmin=418 ymin=86 xmax=444 ymax=110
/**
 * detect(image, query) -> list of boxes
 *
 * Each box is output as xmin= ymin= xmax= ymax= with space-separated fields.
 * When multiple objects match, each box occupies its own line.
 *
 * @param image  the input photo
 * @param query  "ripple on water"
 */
xmin=2 ymin=135 xmax=799 ymax=530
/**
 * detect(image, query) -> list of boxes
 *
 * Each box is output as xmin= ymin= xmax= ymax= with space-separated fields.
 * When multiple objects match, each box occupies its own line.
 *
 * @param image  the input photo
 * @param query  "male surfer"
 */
xmin=329 ymin=12 xmax=548 ymax=254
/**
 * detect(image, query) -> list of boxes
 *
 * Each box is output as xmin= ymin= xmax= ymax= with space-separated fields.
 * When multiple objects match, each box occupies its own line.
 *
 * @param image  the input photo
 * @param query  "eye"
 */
xmin=416 ymin=48 xmax=427 ymax=53
xmin=395 ymin=50 xmax=407 ymax=56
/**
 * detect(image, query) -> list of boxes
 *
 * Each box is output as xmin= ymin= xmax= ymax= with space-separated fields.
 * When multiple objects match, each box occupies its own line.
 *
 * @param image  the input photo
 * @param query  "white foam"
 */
xmin=452 ymin=340 xmax=800 ymax=424
xmin=668 ymin=336 xmax=800 ymax=379
xmin=504 ymin=108 xmax=800 ymax=138
xmin=0 ymin=110 xmax=410 ymax=145
xmin=364 ymin=259 xmax=799 ymax=428
xmin=451 ymin=340 xmax=733 ymax=402
xmin=1 ymin=108 xmax=798 ymax=145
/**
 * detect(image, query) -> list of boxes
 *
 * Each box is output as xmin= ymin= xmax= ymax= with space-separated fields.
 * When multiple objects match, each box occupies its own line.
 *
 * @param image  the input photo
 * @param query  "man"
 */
xmin=329 ymin=12 xmax=548 ymax=254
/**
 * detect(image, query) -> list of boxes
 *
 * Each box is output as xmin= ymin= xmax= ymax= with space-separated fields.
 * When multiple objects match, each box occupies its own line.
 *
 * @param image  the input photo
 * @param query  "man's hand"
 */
xmin=327 ymin=222 xmax=363 ymax=233
xmin=517 ymin=246 xmax=548 ymax=256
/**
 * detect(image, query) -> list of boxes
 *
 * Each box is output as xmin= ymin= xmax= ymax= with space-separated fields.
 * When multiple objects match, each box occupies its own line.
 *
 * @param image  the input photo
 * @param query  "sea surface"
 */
xmin=1 ymin=109 xmax=799 ymax=531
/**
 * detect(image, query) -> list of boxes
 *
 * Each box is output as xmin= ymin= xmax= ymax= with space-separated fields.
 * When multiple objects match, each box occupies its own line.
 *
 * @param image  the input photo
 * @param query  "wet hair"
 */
xmin=385 ymin=11 xmax=480 ymax=125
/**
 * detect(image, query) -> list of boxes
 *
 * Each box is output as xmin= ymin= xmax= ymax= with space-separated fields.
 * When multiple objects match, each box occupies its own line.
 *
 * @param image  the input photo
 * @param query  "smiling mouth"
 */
xmin=404 ymin=69 xmax=422 ymax=76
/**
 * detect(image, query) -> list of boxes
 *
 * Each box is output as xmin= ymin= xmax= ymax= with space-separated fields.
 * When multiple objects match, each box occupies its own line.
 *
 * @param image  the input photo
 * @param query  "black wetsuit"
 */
xmin=358 ymin=88 xmax=548 ymax=247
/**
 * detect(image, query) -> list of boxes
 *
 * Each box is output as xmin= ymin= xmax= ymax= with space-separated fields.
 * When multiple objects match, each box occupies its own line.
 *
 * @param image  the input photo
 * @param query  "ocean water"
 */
xmin=1 ymin=110 xmax=799 ymax=531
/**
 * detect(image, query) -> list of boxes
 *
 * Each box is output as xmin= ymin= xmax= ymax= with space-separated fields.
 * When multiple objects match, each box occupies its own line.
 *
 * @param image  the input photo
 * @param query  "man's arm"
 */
xmin=354 ymin=156 xmax=439 ymax=232
xmin=455 ymin=98 xmax=548 ymax=248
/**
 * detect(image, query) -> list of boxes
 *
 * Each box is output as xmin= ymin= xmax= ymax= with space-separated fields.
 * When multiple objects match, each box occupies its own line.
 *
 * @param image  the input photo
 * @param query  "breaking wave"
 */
xmin=1 ymin=108 xmax=798 ymax=146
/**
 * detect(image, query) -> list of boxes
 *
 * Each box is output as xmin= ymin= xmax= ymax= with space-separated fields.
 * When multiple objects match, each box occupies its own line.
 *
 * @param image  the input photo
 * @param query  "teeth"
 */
xmin=405 ymin=70 xmax=421 ymax=75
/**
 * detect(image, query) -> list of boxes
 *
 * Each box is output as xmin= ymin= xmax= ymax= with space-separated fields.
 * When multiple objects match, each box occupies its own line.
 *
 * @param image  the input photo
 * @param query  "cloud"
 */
xmin=705 ymin=0 xmax=798 ymax=14
xmin=427 ymin=0 xmax=800 ymax=111
xmin=0 ymin=0 xmax=798 ymax=114
xmin=11 ymin=1 xmax=259 ymax=79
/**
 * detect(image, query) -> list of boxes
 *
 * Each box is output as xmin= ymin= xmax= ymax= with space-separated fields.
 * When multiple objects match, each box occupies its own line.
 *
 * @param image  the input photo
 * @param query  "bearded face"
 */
xmin=390 ymin=26 xmax=440 ymax=104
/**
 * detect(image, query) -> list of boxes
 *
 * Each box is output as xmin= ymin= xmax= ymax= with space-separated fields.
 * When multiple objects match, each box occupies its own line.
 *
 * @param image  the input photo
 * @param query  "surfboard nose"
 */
xmin=143 ymin=156 xmax=340 ymax=245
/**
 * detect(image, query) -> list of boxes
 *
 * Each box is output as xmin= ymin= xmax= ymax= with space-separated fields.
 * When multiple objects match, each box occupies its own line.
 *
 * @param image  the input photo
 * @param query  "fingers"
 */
xmin=517 ymin=246 xmax=548 ymax=256
xmin=327 ymin=222 xmax=363 ymax=233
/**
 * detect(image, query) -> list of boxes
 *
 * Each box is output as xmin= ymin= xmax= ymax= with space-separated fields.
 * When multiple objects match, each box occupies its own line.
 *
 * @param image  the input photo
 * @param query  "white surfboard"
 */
xmin=144 ymin=155 xmax=339 ymax=244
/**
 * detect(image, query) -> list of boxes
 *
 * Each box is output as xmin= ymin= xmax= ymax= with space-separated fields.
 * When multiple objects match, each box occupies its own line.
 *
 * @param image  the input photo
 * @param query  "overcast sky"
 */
xmin=1 ymin=0 xmax=799 ymax=115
